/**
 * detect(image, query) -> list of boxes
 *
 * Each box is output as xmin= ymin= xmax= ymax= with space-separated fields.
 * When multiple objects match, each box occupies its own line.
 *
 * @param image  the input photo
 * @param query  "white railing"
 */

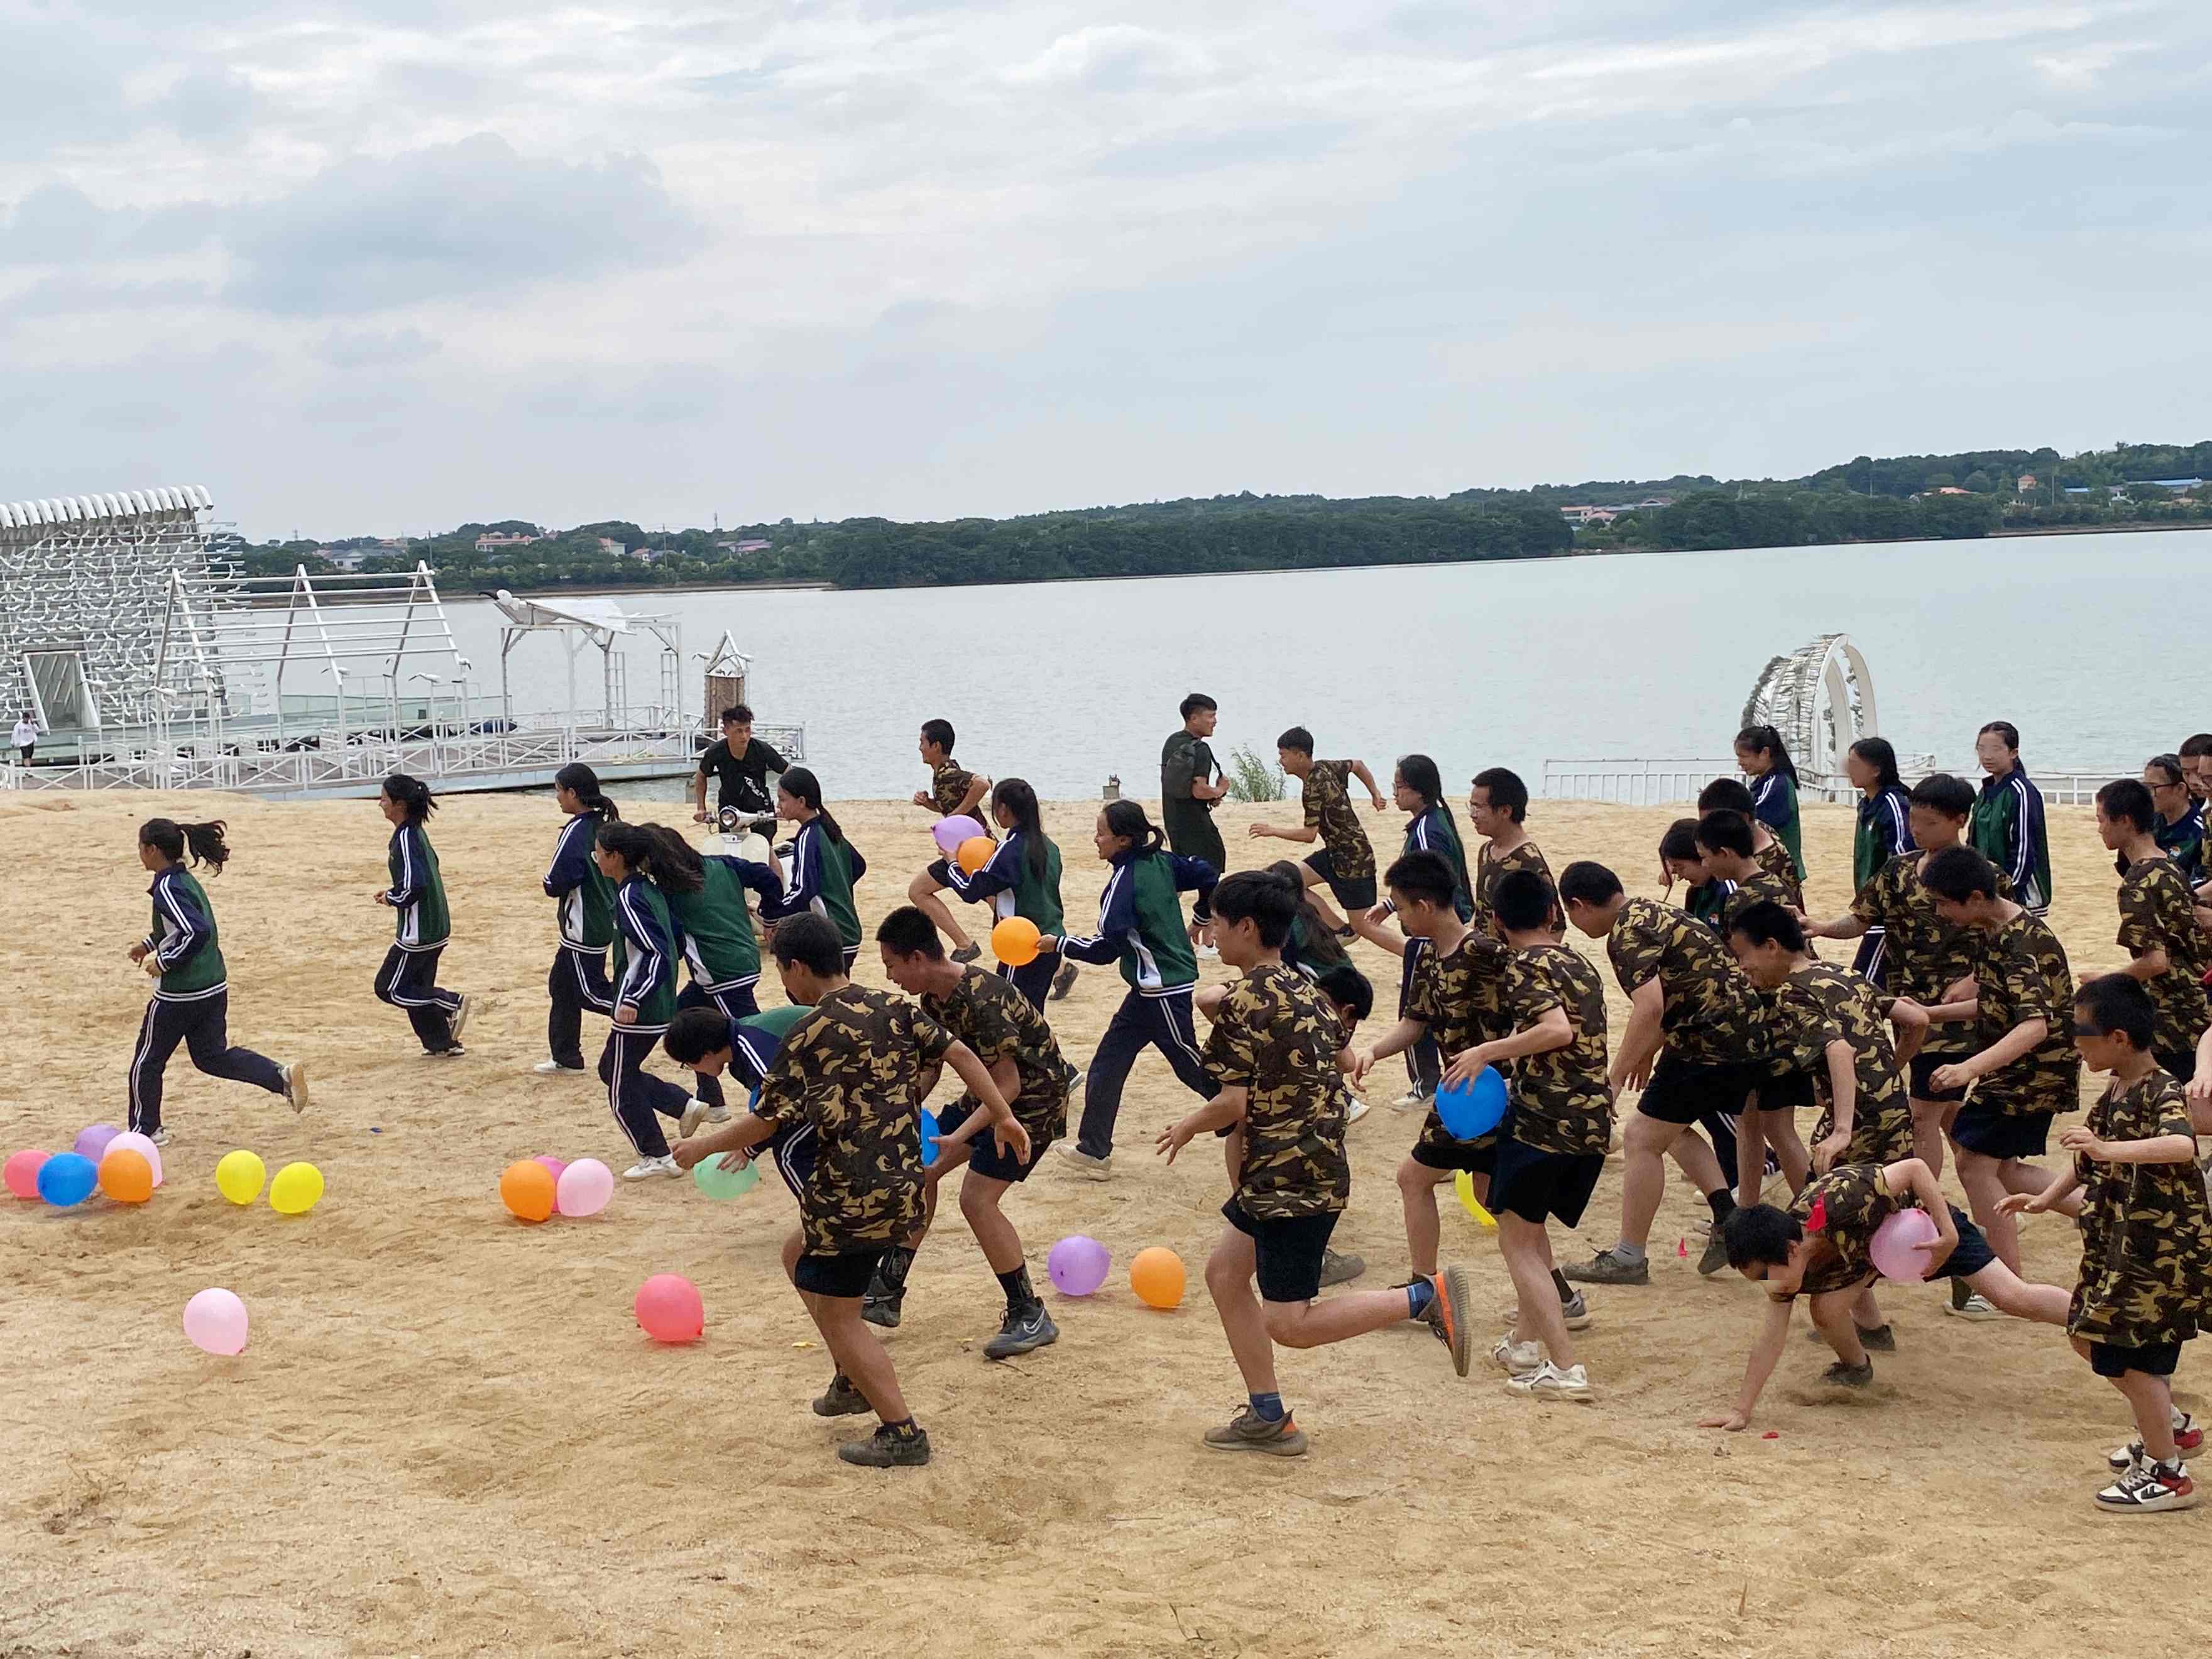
xmin=1543 ymin=757 xmax=2127 ymax=808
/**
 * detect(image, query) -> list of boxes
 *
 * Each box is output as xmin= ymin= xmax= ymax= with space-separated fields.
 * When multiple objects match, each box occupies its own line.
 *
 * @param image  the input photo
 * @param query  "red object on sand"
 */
xmin=1762 ymin=1431 xmax=1780 ymax=1440
xmin=1676 ymin=1238 xmax=1689 ymax=1258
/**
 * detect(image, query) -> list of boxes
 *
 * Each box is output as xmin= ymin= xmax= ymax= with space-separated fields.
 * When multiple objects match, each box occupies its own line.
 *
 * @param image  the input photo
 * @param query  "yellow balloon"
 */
xmin=216 ymin=1149 xmax=266 ymax=1207
xmin=269 ymin=1161 xmax=325 ymax=1216
xmin=1454 ymin=1170 xmax=1497 ymax=1229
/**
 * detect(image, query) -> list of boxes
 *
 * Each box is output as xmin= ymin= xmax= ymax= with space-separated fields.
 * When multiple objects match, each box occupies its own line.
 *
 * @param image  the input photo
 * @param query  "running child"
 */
xmin=1556 ymin=860 xmax=1759 ymax=1286
xmin=1702 ymin=1156 xmax=2069 ymax=1430
xmin=1039 ymin=800 xmax=1218 ymax=1178
xmin=2098 ymin=778 xmax=2211 ymax=1082
xmin=594 ymin=822 xmax=712 ymax=1180
xmin=1735 ymin=723 xmax=1805 ymax=884
xmin=635 ymin=823 xmax=782 ymax=1114
xmin=1248 ymin=726 xmax=1384 ymax=932
xmin=125 ymin=818 xmax=306 ymax=1144
xmin=671 ymin=913 xmax=1026 ymax=1468
xmin=938 ymin=778 xmax=1073 ymax=1009
xmin=1970 ymin=720 xmax=2052 ymax=914
xmin=1446 ymin=868 xmax=1611 ymax=1400
xmin=539 ymin=762 xmax=619 ymax=1075
xmin=1915 ymin=845 xmax=2078 ymax=1281
xmin=371 ymin=774 xmax=468 ymax=1056
xmin=1467 ymin=767 xmax=1550 ymax=935
xmin=1158 ymin=869 xmax=1474 ymax=1457
xmin=867 ymin=906 xmax=1068 ymax=1355
xmin=2003 ymin=973 xmax=2209 ymax=1512
xmin=1697 ymin=778 xmax=1801 ymax=908
xmin=757 ymin=767 xmax=868 ymax=972
xmin=1844 ymin=738 xmax=1913 ymax=982
xmin=1380 ymin=755 xmax=1474 ymax=1107
xmin=906 ymin=718 xmax=990 ymax=962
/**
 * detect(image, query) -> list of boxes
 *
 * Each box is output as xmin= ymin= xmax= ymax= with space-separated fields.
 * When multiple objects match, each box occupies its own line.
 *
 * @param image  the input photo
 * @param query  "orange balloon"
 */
xmin=98 ymin=1147 xmax=154 ymax=1205
xmin=956 ymin=836 xmax=995 ymax=875
xmin=991 ymin=916 xmax=1042 ymax=966
xmin=1130 ymin=1246 xmax=1186 ymax=1310
xmin=500 ymin=1159 xmax=557 ymax=1224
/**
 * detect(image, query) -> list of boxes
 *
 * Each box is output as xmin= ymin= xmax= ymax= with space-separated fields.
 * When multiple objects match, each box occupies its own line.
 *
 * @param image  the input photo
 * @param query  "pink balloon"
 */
xmin=931 ymin=815 xmax=985 ymax=856
xmin=1048 ymin=1234 xmax=1112 ymax=1296
xmin=183 ymin=1288 xmax=249 ymax=1355
xmin=556 ymin=1158 xmax=613 ymax=1217
xmin=106 ymin=1131 xmax=163 ymax=1188
xmin=74 ymin=1123 xmax=121 ymax=1163
xmin=4 ymin=1149 xmax=48 ymax=1200
xmin=534 ymin=1155 xmax=568 ymax=1187
xmin=636 ymin=1274 xmax=704 ymax=1343
xmin=1868 ymin=1207 xmax=1941 ymax=1282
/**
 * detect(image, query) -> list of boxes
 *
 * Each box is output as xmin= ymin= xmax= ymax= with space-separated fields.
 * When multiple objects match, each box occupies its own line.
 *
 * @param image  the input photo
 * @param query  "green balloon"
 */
xmin=692 ymin=1156 xmax=760 ymax=1201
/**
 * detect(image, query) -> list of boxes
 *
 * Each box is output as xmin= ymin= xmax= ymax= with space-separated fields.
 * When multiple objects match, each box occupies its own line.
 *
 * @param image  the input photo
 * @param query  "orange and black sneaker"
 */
xmin=1425 ymin=1265 xmax=1474 ymax=1376
xmin=1202 ymin=1405 xmax=1308 ymax=1457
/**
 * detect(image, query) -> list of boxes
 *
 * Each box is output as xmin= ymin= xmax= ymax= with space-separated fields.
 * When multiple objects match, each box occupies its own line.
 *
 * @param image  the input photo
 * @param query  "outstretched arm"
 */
xmin=1700 ymin=1294 xmax=1793 ymax=1432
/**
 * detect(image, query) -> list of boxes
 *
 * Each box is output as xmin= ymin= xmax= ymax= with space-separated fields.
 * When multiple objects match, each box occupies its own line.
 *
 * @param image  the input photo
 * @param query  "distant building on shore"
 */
xmin=476 ymin=530 xmax=541 ymax=553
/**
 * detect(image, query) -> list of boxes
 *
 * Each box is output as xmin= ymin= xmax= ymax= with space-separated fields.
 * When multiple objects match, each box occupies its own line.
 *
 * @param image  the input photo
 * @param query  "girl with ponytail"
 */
xmin=758 ymin=767 xmax=869 ymax=970
xmin=539 ymin=763 xmax=621 ymax=1074
xmin=373 ymin=774 xmax=468 ymax=1056
xmin=1734 ymin=725 xmax=1805 ymax=884
xmin=638 ymin=821 xmax=782 ymax=1114
xmin=939 ymin=777 xmax=1073 ymax=1009
xmin=592 ymin=821 xmax=709 ymax=1178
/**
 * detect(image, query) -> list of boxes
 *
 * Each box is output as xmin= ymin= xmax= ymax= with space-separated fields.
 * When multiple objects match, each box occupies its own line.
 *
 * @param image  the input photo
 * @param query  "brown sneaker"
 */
xmin=1202 ymin=1406 xmax=1308 ymax=1457
xmin=1425 ymin=1265 xmax=1474 ymax=1377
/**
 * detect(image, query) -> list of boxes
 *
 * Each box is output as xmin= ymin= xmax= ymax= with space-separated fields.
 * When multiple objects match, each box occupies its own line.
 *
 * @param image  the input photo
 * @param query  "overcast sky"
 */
xmin=3 ymin=1 xmax=2206 ymax=540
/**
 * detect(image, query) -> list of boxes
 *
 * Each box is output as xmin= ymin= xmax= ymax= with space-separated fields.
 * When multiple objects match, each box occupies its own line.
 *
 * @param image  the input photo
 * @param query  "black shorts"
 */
xmin=1749 ymin=1069 xmax=1814 ymax=1114
xmin=1222 ymin=1198 xmax=1340 ymax=1303
xmin=2156 ymin=1049 xmax=2198 ymax=1085
xmin=1411 ymin=1109 xmax=1497 ymax=1174
xmin=924 ymin=857 xmax=954 ymax=888
xmin=1637 ymin=1051 xmax=1759 ymax=1127
xmin=792 ymin=1248 xmax=885 ymax=1299
xmin=1928 ymin=1205 xmax=1997 ymax=1280
xmin=2089 ymin=1339 xmax=2184 ymax=1380
xmin=1303 ymin=848 xmax=1377 ymax=912
xmin=1949 ymin=1104 xmax=2053 ymax=1161
xmin=1487 ymin=1137 xmax=1606 ymax=1228
xmin=935 ymin=1094 xmax=1055 ymax=1183
xmin=1909 ymin=1052 xmax=1969 ymax=1104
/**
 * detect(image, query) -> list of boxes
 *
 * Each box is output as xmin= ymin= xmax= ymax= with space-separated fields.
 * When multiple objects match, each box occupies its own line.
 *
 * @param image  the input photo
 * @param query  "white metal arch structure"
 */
xmin=0 ymin=486 xmax=221 ymax=732
xmin=1740 ymin=632 xmax=1878 ymax=793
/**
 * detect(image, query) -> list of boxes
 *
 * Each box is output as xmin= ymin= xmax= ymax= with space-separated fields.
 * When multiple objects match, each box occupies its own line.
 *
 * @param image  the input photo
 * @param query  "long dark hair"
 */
xmin=1101 ymin=798 xmax=1164 ymax=857
xmin=635 ymin=823 xmax=704 ymax=895
xmin=1848 ymin=736 xmax=1902 ymax=795
xmin=993 ymin=777 xmax=1049 ymax=882
xmin=777 ymin=767 xmax=843 ymax=844
xmin=383 ymin=773 xmax=437 ymax=823
xmin=1734 ymin=725 xmax=1799 ymax=787
xmin=1397 ymin=753 xmax=1472 ymax=906
xmin=1268 ymin=859 xmax=1349 ymax=970
xmin=554 ymin=761 xmax=619 ymax=821
xmin=140 ymin=817 xmax=231 ymax=872
xmin=596 ymin=821 xmax=653 ymax=878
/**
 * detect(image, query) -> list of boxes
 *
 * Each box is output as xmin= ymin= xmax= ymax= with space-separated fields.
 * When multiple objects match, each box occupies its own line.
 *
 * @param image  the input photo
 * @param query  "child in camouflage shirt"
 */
xmin=2096 ymin=779 xmax=2212 ymax=1083
xmin=907 ymin=718 xmax=992 ymax=963
xmin=2003 ymin=975 xmax=2209 ymax=1513
xmin=1249 ymin=725 xmax=1386 ymax=931
xmin=1159 ymin=870 xmax=1473 ymax=1459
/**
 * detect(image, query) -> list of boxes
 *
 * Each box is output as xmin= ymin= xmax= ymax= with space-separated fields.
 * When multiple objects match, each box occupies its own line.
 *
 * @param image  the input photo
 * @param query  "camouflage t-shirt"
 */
xmin=921 ymin=965 xmax=1068 ymax=1149
xmin=1718 ymin=868 xmax=1797 ymax=935
xmin=1973 ymin=910 xmax=2078 ymax=1116
xmin=1472 ymin=838 xmax=1553 ymax=938
xmin=1789 ymin=1164 xmax=1902 ymax=1296
xmin=2068 ymin=1070 xmax=2211 ymax=1347
xmin=1606 ymin=895 xmax=1762 ymax=1065
xmin=1755 ymin=837 xmax=1805 ymax=910
xmin=753 ymin=984 xmax=952 ymax=1254
xmin=1405 ymin=928 xmax=1513 ymax=1058
xmin=1301 ymin=760 xmax=1376 ymax=884
xmin=1849 ymin=850 xmax=2010 ymax=1059
xmin=2117 ymin=856 xmax=2212 ymax=1061
xmin=1204 ymin=962 xmax=1350 ymax=1220
xmin=1772 ymin=961 xmax=1914 ymax=1165
xmin=1500 ymin=944 xmax=1612 ymax=1156
xmin=931 ymin=758 xmax=981 ymax=818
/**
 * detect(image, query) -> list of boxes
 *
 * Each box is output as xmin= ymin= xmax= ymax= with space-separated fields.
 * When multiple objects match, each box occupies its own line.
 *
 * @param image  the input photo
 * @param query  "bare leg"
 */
xmin=1298 ymin=865 xmax=1349 ymax=932
xmin=906 ymin=873 xmax=974 ymax=953
xmin=1618 ymin=1112 xmax=1684 ymax=1250
xmin=1764 ymin=1113 xmax=1810 ymax=1195
xmin=956 ymin=1171 xmax=1024 ymax=1274
xmin=1998 ymin=1159 xmax=2052 ymax=1195
xmin=1266 ymin=1284 xmax=1426 ymax=1347
xmin=1963 ymin=1259 xmax=2069 ymax=1325
xmin=804 ymin=1293 xmax=909 ymax=1423
xmin=1953 ymin=1147 xmax=2018 ymax=1271
xmin=1398 ymin=1157 xmax=1448 ymax=1276
xmin=1501 ymin=1217 xmax=1572 ymax=1367
xmin=1204 ymin=1227 xmax=1279 ymax=1395
xmin=1852 ymin=1285 xmax=1885 ymax=1330
xmin=2108 ymin=1367 xmax=2180 ymax=1462
xmin=1664 ymin=1122 xmax=1726 ymax=1198
xmin=1908 ymin=1097 xmax=1950 ymax=1179
xmin=1808 ymin=1289 xmax=1868 ymax=1366
xmin=1735 ymin=1114 xmax=1768 ymax=1211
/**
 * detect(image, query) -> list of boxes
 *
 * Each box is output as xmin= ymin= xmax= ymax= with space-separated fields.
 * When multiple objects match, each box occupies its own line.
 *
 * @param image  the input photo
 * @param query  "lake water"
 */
xmin=443 ymin=528 xmax=2212 ymax=799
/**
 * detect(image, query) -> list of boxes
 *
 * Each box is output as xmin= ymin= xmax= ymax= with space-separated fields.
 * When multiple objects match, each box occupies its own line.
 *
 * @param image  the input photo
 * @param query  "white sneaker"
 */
xmin=1505 ymin=1361 xmax=1594 ymax=1401
xmin=1195 ymin=945 xmax=1219 ymax=960
xmin=1502 ymin=1293 xmax=1594 ymax=1333
xmin=1345 ymin=1094 xmax=1371 ymax=1126
xmin=704 ymin=1102 xmax=731 ymax=1124
xmin=534 ymin=1059 xmax=586 ymax=1075
xmin=1393 ymin=1087 xmax=1431 ymax=1112
xmin=282 ymin=1061 xmax=310 ymax=1114
xmin=1946 ymin=1291 xmax=2001 ymax=1322
xmin=1054 ymin=1143 xmax=1112 ymax=1181
xmin=621 ymin=1154 xmax=681 ymax=1180
xmin=149 ymin=1127 xmax=171 ymax=1148
xmin=448 ymin=994 xmax=471 ymax=1046
xmin=1491 ymin=1336 xmax=1542 ymax=1377
xmin=677 ymin=1098 xmax=711 ymax=1139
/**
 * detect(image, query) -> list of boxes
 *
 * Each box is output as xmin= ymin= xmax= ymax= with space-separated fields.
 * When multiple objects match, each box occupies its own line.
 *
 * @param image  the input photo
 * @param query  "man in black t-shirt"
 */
xmin=693 ymin=704 xmax=789 ymax=823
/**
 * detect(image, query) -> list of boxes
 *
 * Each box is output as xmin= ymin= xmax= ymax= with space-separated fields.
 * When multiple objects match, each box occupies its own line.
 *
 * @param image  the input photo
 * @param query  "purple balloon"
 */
xmin=1048 ymin=1234 xmax=1111 ymax=1296
xmin=931 ymin=816 xmax=985 ymax=857
xmin=74 ymin=1123 xmax=121 ymax=1162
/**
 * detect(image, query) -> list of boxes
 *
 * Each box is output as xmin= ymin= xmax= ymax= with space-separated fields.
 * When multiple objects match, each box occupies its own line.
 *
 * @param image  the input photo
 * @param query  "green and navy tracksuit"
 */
xmin=945 ymin=828 xmax=1067 ymax=1006
xmin=543 ymin=809 xmax=617 ymax=1068
xmin=1750 ymin=771 xmax=1805 ymax=882
xmin=1397 ymin=804 xmax=1475 ymax=1096
xmin=375 ymin=821 xmax=463 ymax=1052
xmin=1851 ymin=785 xmax=1914 ymax=983
xmin=1059 ymin=846 xmax=1219 ymax=1157
xmin=128 ymin=862 xmax=285 ymax=1136
xmin=603 ymin=874 xmax=692 ymax=1159
xmin=759 ymin=816 xmax=868 ymax=968
xmin=667 ymin=852 xmax=782 ymax=1109
xmin=1970 ymin=765 xmax=2052 ymax=913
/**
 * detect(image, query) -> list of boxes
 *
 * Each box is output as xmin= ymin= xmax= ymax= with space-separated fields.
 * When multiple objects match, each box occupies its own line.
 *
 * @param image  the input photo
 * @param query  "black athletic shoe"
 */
xmin=811 ymin=1373 xmax=870 ymax=1417
xmin=951 ymin=943 xmax=982 ymax=965
xmin=1820 ymin=1359 xmax=1874 ymax=1389
xmin=983 ymin=1303 xmax=1058 ymax=1360
xmin=860 ymin=1267 xmax=904 ymax=1329
xmin=1051 ymin=961 xmax=1079 ymax=1000
xmin=837 ymin=1423 xmax=932 ymax=1467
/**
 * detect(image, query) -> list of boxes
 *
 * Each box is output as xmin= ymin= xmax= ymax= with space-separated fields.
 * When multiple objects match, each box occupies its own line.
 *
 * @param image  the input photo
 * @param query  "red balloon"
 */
xmin=5 ymin=1149 xmax=50 ymax=1200
xmin=635 ymin=1274 xmax=704 ymax=1344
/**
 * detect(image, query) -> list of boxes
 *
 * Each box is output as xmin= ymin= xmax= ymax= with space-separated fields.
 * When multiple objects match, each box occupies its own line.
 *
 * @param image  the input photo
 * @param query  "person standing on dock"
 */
xmin=11 ymin=711 xmax=36 ymax=765
xmin=693 ymin=704 xmax=788 ymax=826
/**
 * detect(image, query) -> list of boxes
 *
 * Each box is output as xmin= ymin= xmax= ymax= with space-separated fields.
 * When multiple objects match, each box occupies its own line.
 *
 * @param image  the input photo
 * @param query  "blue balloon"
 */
xmin=919 ymin=1109 xmax=940 ymax=1166
xmin=36 ymin=1151 xmax=99 ymax=1208
xmin=1435 ymin=1066 xmax=1508 ymax=1140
